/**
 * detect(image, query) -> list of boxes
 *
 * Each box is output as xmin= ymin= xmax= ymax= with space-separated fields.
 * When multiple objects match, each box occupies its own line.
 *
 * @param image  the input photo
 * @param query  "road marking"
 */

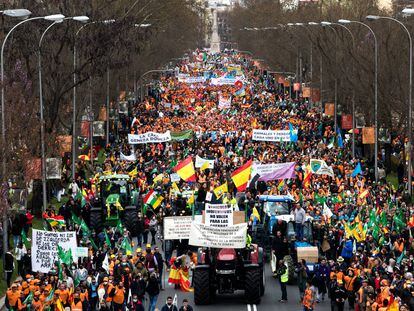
xmin=253 ymin=304 xmax=257 ymax=311
xmin=247 ymin=304 xmax=252 ymax=311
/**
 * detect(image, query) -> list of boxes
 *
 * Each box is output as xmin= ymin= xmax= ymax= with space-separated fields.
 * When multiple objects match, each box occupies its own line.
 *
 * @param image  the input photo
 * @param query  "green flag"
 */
xmin=21 ymin=230 xmax=30 ymax=246
xmin=104 ymin=231 xmax=112 ymax=247
xmin=394 ymin=211 xmax=406 ymax=232
xmin=23 ymin=291 xmax=34 ymax=305
xmin=397 ymin=249 xmax=405 ymax=265
xmin=120 ymin=237 xmax=133 ymax=255
xmin=45 ymin=289 xmax=54 ymax=302
xmin=115 ymin=219 xmax=123 ymax=233
xmin=71 ymin=214 xmax=82 ymax=225
xmin=80 ymin=220 xmax=91 ymax=236
xmin=57 ymin=245 xmax=73 ymax=266
xmin=380 ymin=211 xmax=387 ymax=227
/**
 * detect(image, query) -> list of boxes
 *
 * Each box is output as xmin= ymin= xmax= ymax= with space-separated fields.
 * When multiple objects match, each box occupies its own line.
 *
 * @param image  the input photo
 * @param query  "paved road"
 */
xmin=150 ymin=263 xmax=332 ymax=311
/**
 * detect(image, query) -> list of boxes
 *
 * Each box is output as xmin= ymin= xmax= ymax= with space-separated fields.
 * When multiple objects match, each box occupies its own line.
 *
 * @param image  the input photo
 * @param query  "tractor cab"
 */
xmin=251 ymin=195 xmax=294 ymax=258
xmin=90 ymin=174 xmax=140 ymax=233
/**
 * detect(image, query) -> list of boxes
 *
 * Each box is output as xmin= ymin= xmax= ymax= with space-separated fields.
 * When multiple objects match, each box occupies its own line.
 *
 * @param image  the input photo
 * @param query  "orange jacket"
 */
xmin=112 ymin=286 xmax=125 ymax=304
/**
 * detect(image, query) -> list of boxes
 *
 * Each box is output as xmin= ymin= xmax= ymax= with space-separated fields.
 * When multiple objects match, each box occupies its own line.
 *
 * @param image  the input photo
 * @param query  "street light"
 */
xmin=38 ymin=16 xmax=89 ymax=212
xmin=339 ymin=18 xmax=379 ymax=181
xmin=0 ymin=9 xmax=60 ymax=284
xmin=72 ymin=19 xmax=116 ymax=177
xmin=1 ymin=9 xmax=31 ymax=18
xmin=366 ymin=13 xmax=412 ymax=194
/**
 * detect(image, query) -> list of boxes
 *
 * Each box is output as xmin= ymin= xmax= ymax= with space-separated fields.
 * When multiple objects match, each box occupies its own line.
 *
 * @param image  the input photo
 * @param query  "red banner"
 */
xmin=341 ymin=114 xmax=353 ymax=130
xmin=25 ymin=158 xmax=41 ymax=181
xmin=81 ymin=121 xmax=90 ymax=137
xmin=311 ymin=88 xmax=320 ymax=102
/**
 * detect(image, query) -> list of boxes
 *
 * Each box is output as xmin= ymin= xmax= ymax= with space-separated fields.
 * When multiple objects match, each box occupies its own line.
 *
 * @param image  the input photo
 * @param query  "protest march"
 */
xmin=2 ymin=47 xmax=414 ymax=311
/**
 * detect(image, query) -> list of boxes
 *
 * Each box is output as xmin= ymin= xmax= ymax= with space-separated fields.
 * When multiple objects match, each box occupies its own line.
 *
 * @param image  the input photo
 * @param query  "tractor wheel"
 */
xmin=245 ymin=268 xmax=261 ymax=304
xmin=283 ymin=255 xmax=295 ymax=284
xmin=260 ymin=265 xmax=265 ymax=296
xmin=123 ymin=208 xmax=138 ymax=236
xmin=89 ymin=210 xmax=103 ymax=233
xmin=193 ymin=268 xmax=211 ymax=305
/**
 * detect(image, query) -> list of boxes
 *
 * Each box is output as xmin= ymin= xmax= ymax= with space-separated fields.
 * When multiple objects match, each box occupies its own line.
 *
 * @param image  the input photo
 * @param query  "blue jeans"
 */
xmin=295 ymin=223 xmax=304 ymax=241
xmin=148 ymin=295 xmax=158 ymax=311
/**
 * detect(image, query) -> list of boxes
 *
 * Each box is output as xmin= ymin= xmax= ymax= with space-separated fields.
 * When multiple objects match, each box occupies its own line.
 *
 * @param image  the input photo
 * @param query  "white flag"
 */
xmin=323 ymin=203 xmax=333 ymax=219
xmin=120 ymin=152 xmax=136 ymax=161
xmin=102 ymin=254 xmax=109 ymax=274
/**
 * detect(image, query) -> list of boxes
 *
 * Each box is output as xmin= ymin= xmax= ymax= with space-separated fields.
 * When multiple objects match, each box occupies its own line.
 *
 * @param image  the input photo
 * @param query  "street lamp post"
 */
xmin=0 ymin=10 xmax=65 ymax=280
xmin=38 ymin=16 xmax=88 ymax=212
xmin=72 ymin=19 xmax=115 ymax=177
xmin=367 ymin=13 xmax=412 ymax=194
xmin=339 ymin=19 xmax=379 ymax=181
xmin=318 ymin=21 xmax=356 ymax=158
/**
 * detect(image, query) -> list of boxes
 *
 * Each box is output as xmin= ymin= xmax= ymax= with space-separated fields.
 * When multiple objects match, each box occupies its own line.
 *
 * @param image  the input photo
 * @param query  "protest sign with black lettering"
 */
xmin=189 ymin=222 xmax=247 ymax=248
xmin=252 ymin=129 xmax=297 ymax=142
xmin=205 ymin=203 xmax=233 ymax=228
xmin=31 ymin=229 xmax=77 ymax=273
xmin=163 ymin=216 xmax=192 ymax=240
xmin=128 ymin=131 xmax=171 ymax=144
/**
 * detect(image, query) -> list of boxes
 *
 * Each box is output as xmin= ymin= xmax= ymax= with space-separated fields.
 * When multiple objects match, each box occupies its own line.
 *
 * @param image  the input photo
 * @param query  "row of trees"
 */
xmin=0 ymin=0 xmax=205 ymax=183
xmin=229 ymin=0 xmax=411 ymax=133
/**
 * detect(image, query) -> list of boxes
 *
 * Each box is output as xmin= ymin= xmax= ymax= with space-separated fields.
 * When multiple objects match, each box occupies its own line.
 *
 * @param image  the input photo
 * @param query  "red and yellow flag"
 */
xmin=231 ymin=160 xmax=252 ymax=192
xmin=174 ymin=156 xmax=196 ymax=182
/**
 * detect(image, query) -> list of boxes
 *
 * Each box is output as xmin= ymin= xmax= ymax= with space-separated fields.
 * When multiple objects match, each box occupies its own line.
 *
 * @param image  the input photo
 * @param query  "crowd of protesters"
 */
xmin=3 ymin=49 xmax=414 ymax=311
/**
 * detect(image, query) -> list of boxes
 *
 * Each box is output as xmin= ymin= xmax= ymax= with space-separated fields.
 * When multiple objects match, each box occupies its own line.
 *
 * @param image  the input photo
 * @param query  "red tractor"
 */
xmin=193 ymin=244 xmax=265 ymax=305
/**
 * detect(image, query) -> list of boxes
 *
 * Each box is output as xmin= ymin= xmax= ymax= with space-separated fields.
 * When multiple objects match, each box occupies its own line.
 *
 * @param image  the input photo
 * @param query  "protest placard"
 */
xmin=163 ymin=216 xmax=192 ymax=240
xmin=46 ymin=158 xmax=62 ymax=179
xmin=252 ymin=129 xmax=296 ymax=142
xmin=205 ymin=203 xmax=233 ymax=228
xmin=76 ymin=247 xmax=89 ymax=258
xmin=195 ymin=155 xmax=215 ymax=169
xmin=31 ymin=229 xmax=77 ymax=273
xmin=128 ymin=131 xmax=172 ymax=144
xmin=189 ymin=223 xmax=247 ymax=248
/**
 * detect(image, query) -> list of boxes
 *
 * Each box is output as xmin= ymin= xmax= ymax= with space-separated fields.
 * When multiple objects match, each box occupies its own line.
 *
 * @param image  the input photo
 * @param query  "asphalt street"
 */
xmin=151 ymin=262 xmax=332 ymax=311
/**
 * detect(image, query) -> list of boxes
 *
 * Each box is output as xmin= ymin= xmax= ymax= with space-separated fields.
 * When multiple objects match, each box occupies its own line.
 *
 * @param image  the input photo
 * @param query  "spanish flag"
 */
xmin=303 ymin=165 xmax=312 ymax=188
xmin=231 ymin=160 xmax=252 ymax=192
xmin=174 ymin=156 xmax=196 ymax=182
xmin=213 ymin=182 xmax=228 ymax=198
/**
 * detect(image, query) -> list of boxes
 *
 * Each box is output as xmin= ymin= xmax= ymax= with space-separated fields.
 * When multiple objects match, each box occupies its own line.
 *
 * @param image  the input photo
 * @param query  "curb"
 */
xmin=0 ymin=296 xmax=5 ymax=310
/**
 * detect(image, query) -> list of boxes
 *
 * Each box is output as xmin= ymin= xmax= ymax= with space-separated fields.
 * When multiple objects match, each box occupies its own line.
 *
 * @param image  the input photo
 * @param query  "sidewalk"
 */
xmin=0 ymin=296 xmax=5 ymax=310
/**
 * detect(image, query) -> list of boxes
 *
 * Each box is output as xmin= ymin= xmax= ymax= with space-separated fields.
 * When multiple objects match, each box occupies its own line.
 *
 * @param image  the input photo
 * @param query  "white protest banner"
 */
xmin=178 ymin=76 xmax=206 ymax=84
xmin=170 ymin=173 xmax=181 ymax=182
xmin=189 ymin=222 xmax=247 ymax=248
xmin=128 ymin=131 xmax=171 ymax=144
xmin=163 ymin=216 xmax=192 ymax=240
xmin=31 ymin=229 xmax=77 ymax=273
xmin=218 ymin=95 xmax=231 ymax=109
xmin=205 ymin=203 xmax=233 ymax=228
xmin=195 ymin=155 xmax=215 ymax=169
xmin=252 ymin=129 xmax=297 ymax=142
xmin=120 ymin=152 xmax=137 ymax=161
xmin=76 ymin=247 xmax=89 ymax=258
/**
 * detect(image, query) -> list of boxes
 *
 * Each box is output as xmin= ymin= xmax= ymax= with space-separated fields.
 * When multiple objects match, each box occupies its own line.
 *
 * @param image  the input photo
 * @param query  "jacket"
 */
xmin=146 ymin=277 xmax=160 ymax=297
xmin=161 ymin=305 xmax=178 ymax=311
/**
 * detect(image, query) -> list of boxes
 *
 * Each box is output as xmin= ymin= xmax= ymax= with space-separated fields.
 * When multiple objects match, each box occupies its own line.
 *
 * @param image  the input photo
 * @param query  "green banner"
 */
xmin=171 ymin=130 xmax=193 ymax=141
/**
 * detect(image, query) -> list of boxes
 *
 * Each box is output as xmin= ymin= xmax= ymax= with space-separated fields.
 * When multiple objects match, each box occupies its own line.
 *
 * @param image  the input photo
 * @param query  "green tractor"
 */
xmin=89 ymin=174 xmax=140 ymax=234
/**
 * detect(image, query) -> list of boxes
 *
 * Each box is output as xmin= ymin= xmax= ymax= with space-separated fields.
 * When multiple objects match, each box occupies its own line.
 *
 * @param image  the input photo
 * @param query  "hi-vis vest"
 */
xmin=281 ymin=265 xmax=289 ymax=283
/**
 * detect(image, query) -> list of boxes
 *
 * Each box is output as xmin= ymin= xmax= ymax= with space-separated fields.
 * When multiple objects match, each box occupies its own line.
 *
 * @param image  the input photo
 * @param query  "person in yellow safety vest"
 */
xmin=302 ymin=281 xmax=316 ymax=311
xmin=276 ymin=259 xmax=289 ymax=302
